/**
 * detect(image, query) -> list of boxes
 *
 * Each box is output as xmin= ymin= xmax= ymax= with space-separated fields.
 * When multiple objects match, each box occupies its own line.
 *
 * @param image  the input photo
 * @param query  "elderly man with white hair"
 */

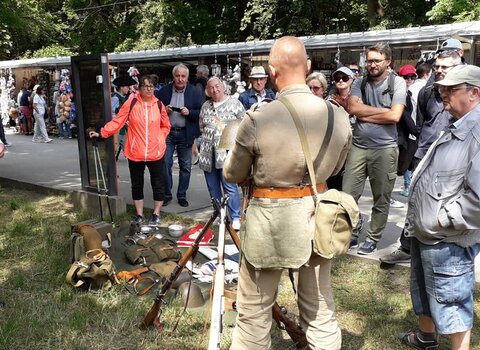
xmin=238 ymin=66 xmax=276 ymax=110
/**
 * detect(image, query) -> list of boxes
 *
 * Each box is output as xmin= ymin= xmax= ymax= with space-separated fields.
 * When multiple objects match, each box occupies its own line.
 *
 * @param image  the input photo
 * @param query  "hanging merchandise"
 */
xmin=358 ymin=49 xmax=366 ymax=70
xmin=128 ymin=66 xmax=140 ymax=84
xmin=211 ymin=54 xmax=221 ymax=77
xmin=334 ymin=46 xmax=342 ymax=68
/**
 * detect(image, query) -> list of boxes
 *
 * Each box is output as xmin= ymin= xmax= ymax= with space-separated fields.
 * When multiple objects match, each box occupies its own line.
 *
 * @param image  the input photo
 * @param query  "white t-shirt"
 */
xmin=33 ymin=94 xmax=46 ymax=115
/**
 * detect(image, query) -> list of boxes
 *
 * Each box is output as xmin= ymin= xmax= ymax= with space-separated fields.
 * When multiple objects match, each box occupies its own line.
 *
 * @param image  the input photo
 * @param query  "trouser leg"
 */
xmin=366 ymin=147 xmax=398 ymax=242
xmin=296 ymin=254 xmax=341 ymax=350
xmin=342 ymin=145 xmax=368 ymax=238
xmin=128 ymin=160 xmax=146 ymax=200
xmin=230 ymin=258 xmax=283 ymax=350
xmin=147 ymin=158 xmax=165 ymax=202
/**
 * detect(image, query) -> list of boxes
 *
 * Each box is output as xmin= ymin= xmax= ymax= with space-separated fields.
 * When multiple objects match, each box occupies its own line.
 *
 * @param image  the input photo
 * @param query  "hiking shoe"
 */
xmin=357 ymin=240 xmax=377 ymax=255
xmin=349 ymin=238 xmax=359 ymax=250
xmin=390 ymin=198 xmax=405 ymax=208
xmin=132 ymin=215 xmax=145 ymax=224
xmin=149 ymin=214 xmax=161 ymax=226
xmin=399 ymin=189 xmax=410 ymax=197
xmin=399 ymin=330 xmax=438 ymax=350
xmin=178 ymin=198 xmax=189 ymax=207
xmin=379 ymin=248 xmax=411 ymax=264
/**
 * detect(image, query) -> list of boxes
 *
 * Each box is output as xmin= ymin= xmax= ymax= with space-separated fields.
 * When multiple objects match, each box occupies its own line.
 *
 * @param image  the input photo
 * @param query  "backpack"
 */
xmin=66 ymin=224 xmax=117 ymax=291
xmin=112 ymin=91 xmax=129 ymax=114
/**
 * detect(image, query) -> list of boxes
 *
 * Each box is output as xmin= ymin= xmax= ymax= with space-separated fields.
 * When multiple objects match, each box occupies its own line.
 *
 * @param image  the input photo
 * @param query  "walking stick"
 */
xmin=92 ymin=138 xmax=114 ymax=225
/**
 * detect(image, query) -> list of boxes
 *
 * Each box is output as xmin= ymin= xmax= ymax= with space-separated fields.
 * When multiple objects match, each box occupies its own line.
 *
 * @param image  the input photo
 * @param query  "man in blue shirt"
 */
xmin=238 ymin=66 xmax=276 ymax=110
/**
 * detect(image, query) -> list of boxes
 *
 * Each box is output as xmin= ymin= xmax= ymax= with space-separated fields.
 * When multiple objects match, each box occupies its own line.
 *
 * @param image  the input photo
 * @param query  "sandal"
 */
xmin=399 ymin=330 xmax=439 ymax=350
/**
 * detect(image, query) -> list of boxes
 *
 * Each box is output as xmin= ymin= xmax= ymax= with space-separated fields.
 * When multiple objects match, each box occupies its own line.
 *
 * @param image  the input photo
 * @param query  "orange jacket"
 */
xmin=101 ymin=95 xmax=170 ymax=162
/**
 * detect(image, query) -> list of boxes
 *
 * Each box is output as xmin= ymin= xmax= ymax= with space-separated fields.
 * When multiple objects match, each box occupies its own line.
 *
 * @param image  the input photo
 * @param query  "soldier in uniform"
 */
xmin=224 ymin=36 xmax=352 ymax=350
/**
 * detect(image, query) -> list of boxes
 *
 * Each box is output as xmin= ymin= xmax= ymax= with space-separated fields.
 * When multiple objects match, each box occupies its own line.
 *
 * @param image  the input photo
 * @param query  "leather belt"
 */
xmin=171 ymin=127 xmax=186 ymax=131
xmin=252 ymin=183 xmax=327 ymax=198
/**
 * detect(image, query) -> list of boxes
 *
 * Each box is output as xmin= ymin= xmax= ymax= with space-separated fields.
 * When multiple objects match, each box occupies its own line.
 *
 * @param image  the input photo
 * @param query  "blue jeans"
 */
xmin=203 ymin=167 xmax=241 ymax=220
xmin=58 ymin=120 xmax=71 ymax=138
xmin=164 ymin=129 xmax=192 ymax=200
xmin=403 ymin=169 xmax=411 ymax=189
xmin=410 ymin=238 xmax=480 ymax=334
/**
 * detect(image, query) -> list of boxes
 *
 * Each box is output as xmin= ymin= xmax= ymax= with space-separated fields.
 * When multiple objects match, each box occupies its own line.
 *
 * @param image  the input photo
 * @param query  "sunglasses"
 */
xmin=350 ymin=69 xmax=360 ymax=73
xmin=309 ymin=85 xmax=322 ymax=92
xmin=403 ymin=75 xmax=416 ymax=80
xmin=334 ymin=75 xmax=351 ymax=83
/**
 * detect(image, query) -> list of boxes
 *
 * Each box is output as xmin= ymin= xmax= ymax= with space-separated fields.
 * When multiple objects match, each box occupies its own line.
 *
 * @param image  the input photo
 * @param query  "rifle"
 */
xmin=207 ymin=196 xmax=228 ymax=350
xmin=140 ymin=201 xmax=222 ymax=330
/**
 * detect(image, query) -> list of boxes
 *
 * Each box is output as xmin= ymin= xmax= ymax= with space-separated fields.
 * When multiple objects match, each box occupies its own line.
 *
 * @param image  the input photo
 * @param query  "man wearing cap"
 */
xmin=157 ymin=63 xmax=205 ymax=207
xmin=400 ymin=64 xmax=480 ymax=350
xmin=343 ymin=42 xmax=407 ymax=255
xmin=437 ymin=38 xmax=466 ymax=64
xmin=238 ymin=66 xmax=276 ymax=110
xmin=380 ymin=50 xmax=462 ymax=265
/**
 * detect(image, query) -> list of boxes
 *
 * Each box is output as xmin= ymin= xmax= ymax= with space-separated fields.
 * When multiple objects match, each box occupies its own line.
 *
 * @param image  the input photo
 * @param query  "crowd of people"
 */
xmin=3 ymin=33 xmax=478 ymax=349
xmin=91 ymin=35 xmax=479 ymax=350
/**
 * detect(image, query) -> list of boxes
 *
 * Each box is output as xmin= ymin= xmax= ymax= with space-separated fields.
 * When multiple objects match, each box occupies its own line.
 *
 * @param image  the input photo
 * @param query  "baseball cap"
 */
xmin=437 ymin=38 xmax=463 ymax=53
xmin=249 ymin=66 xmax=268 ymax=78
xmin=399 ymin=65 xmax=417 ymax=76
xmin=434 ymin=65 xmax=480 ymax=88
xmin=333 ymin=67 xmax=354 ymax=77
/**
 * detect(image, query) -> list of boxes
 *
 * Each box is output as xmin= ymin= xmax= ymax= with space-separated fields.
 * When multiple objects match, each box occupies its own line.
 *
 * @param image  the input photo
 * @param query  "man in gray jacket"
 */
xmin=400 ymin=65 xmax=480 ymax=350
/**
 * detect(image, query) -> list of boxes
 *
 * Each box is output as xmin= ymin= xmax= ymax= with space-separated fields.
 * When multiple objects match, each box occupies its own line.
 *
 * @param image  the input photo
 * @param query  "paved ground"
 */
xmin=2 ymin=127 xmax=479 ymax=279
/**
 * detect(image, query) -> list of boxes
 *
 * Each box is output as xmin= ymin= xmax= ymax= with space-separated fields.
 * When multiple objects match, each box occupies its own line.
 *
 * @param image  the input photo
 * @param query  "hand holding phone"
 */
xmin=171 ymin=106 xmax=182 ymax=112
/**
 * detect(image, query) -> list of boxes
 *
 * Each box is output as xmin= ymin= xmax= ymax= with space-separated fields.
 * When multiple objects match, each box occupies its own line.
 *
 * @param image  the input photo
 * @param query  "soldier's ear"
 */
xmin=306 ymin=59 xmax=312 ymax=74
xmin=269 ymin=64 xmax=276 ymax=80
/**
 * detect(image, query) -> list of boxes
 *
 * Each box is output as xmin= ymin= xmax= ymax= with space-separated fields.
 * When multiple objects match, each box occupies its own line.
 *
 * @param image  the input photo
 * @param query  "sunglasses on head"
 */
xmin=334 ymin=75 xmax=351 ymax=83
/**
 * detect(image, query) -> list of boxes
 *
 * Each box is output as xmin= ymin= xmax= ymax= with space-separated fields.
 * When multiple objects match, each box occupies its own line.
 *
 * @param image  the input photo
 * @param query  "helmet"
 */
xmin=176 ymin=282 xmax=205 ymax=308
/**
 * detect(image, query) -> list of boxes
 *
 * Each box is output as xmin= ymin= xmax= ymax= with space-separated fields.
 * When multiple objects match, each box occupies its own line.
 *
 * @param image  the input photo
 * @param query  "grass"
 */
xmin=0 ymin=185 xmax=478 ymax=349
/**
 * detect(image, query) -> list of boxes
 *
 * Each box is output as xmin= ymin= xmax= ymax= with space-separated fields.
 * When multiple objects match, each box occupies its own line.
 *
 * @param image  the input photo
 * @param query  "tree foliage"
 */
xmin=0 ymin=0 xmax=477 ymax=60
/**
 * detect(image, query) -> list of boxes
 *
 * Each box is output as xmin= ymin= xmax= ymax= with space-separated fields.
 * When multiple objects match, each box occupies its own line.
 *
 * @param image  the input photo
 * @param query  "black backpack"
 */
xmin=360 ymin=72 xmax=397 ymax=104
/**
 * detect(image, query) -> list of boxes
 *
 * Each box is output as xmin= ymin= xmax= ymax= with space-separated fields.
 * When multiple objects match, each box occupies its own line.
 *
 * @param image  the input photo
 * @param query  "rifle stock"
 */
xmin=272 ymin=304 xmax=308 ymax=349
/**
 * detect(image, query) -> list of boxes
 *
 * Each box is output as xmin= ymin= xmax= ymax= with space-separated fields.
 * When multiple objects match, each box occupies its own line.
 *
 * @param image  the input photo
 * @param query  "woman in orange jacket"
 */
xmin=90 ymin=75 xmax=171 ymax=225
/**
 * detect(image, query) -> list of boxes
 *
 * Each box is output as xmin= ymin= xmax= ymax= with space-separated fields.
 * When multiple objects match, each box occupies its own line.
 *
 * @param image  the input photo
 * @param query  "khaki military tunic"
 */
xmin=224 ymin=84 xmax=352 ymax=269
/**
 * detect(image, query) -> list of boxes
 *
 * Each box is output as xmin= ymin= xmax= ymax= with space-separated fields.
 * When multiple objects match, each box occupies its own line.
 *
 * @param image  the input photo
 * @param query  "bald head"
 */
xmin=268 ymin=36 xmax=310 ymax=91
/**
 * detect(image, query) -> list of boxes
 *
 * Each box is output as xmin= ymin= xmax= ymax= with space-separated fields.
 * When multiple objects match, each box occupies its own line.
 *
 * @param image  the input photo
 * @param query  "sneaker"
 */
xmin=163 ymin=198 xmax=172 ymax=206
xmin=149 ymin=214 xmax=160 ymax=226
xmin=379 ymin=248 xmax=411 ymax=265
xmin=45 ymin=138 xmax=53 ymax=143
xmin=357 ymin=240 xmax=377 ymax=255
xmin=349 ymin=238 xmax=359 ymax=250
xmin=232 ymin=219 xmax=241 ymax=230
xmin=132 ymin=215 xmax=145 ymax=224
xmin=399 ymin=330 xmax=439 ymax=350
xmin=399 ymin=189 xmax=410 ymax=197
xmin=3 ymin=142 xmax=11 ymax=147
xmin=389 ymin=198 xmax=405 ymax=208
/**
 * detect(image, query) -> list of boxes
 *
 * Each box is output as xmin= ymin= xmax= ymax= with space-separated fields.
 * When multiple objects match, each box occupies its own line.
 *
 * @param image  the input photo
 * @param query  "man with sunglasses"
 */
xmin=400 ymin=64 xmax=480 ymax=350
xmin=381 ymin=50 xmax=462 ymax=265
xmin=343 ymin=42 xmax=407 ymax=255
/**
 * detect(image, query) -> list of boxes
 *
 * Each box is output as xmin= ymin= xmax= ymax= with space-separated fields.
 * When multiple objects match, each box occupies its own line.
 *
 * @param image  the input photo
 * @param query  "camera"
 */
xmin=171 ymin=106 xmax=182 ymax=112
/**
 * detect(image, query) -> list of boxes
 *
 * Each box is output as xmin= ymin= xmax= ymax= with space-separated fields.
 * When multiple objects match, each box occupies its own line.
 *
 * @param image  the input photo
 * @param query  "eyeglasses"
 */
xmin=366 ymin=59 xmax=386 ymax=66
xmin=438 ymin=84 xmax=472 ymax=94
xmin=334 ymin=75 xmax=351 ymax=83
xmin=309 ymin=85 xmax=323 ymax=92
xmin=141 ymin=85 xmax=154 ymax=90
xmin=403 ymin=75 xmax=417 ymax=80
xmin=434 ymin=64 xmax=456 ymax=71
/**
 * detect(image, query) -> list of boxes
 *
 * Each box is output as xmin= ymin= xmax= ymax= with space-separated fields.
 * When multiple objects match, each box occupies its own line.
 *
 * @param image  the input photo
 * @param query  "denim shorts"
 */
xmin=410 ymin=238 xmax=480 ymax=334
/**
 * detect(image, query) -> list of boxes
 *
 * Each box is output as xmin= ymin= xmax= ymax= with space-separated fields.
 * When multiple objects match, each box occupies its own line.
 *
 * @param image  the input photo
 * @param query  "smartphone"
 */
xmin=171 ymin=106 xmax=182 ymax=112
